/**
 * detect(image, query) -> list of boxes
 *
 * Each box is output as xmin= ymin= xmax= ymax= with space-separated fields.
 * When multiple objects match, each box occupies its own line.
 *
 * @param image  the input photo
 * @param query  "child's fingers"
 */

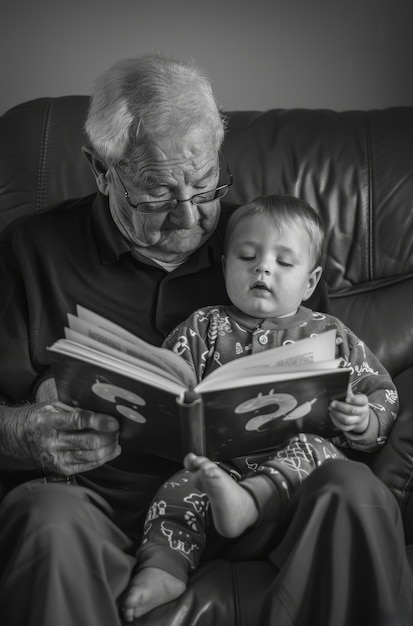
xmin=330 ymin=399 xmax=360 ymax=414
xmin=184 ymin=452 xmax=217 ymax=474
xmin=345 ymin=393 xmax=368 ymax=406
xmin=329 ymin=409 xmax=366 ymax=432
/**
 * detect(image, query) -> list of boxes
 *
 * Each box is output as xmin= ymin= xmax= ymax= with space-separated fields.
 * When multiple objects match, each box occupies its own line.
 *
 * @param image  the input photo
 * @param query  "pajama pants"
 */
xmin=0 ymin=459 xmax=412 ymax=626
xmin=136 ymin=434 xmax=346 ymax=581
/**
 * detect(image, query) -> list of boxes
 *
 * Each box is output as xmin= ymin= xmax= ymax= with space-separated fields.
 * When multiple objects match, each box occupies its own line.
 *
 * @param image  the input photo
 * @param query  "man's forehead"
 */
xmin=122 ymin=146 xmax=219 ymax=185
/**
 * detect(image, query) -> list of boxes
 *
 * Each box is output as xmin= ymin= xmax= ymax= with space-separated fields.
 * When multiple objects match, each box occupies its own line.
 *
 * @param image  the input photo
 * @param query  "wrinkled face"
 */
xmin=106 ymin=131 xmax=221 ymax=263
xmin=223 ymin=214 xmax=321 ymax=318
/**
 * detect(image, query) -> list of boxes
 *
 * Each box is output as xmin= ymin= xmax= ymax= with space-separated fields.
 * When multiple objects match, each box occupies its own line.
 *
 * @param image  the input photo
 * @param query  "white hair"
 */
xmin=85 ymin=53 xmax=225 ymax=163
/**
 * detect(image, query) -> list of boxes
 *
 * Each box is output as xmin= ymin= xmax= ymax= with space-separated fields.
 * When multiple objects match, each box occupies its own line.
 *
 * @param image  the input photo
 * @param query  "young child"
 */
xmin=121 ymin=195 xmax=398 ymax=621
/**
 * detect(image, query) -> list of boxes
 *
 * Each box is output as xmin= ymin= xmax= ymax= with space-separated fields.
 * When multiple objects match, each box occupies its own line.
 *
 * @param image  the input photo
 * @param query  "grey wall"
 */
xmin=1 ymin=0 xmax=412 ymax=115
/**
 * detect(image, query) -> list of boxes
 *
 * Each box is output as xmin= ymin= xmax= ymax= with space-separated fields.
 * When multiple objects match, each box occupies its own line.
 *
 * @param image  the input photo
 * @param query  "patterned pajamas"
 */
xmin=136 ymin=433 xmax=346 ymax=581
xmin=136 ymin=305 xmax=397 ymax=582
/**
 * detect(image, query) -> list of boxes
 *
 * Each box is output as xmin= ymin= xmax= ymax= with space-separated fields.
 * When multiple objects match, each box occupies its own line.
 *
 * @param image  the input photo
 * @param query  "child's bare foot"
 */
xmin=120 ymin=566 xmax=186 ymax=622
xmin=183 ymin=452 xmax=258 ymax=538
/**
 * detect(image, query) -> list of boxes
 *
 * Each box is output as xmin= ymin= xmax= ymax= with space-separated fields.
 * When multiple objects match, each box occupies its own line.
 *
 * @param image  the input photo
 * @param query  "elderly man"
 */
xmin=0 ymin=54 xmax=411 ymax=626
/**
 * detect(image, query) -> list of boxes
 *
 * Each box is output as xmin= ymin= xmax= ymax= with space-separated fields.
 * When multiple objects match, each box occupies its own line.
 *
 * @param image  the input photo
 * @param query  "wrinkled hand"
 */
xmin=23 ymin=401 xmax=121 ymax=476
xmin=329 ymin=391 xmax=370 ymax=434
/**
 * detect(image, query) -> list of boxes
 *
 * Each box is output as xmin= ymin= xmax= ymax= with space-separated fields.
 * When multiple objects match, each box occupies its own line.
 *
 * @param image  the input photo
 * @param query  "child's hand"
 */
xmin=329 ymin=390 xmax=370 ymax=434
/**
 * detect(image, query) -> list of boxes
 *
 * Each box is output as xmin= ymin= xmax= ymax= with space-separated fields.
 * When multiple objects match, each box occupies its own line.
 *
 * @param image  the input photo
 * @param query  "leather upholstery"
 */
xmin=1 ymin=96 xmax=413 ymax=623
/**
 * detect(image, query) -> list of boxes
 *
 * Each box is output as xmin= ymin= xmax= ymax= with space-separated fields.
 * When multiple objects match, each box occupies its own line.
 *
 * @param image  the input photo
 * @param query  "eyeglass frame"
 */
xmin=112 ymin=154 xmax=233 ymax=214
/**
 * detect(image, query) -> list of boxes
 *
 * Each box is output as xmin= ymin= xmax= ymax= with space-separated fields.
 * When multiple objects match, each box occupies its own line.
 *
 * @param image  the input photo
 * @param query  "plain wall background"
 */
xmin=1 ymin=0 xmax=413 ymax=115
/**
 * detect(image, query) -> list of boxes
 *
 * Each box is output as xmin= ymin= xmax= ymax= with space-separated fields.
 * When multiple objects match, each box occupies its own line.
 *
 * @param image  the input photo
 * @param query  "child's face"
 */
xmin=223 ymin=214 xmax=322 ymax=318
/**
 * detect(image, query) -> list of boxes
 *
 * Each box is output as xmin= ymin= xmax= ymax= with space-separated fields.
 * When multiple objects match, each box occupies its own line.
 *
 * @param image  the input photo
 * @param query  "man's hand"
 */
xmin=24 ymin=401 xmax=121 ymax=475
xmin=11 ymin=375 xmax=121 ymax=475
xmin=0 ymin=382 xmax=121 ymax=474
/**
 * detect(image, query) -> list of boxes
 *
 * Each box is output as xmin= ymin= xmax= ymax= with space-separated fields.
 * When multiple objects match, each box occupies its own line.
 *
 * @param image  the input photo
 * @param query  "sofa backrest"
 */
xmin=224 ymin=108 xmax=413 ymax=292
xmin=0 ymin=97 xmax=95 ymax=229
xmin=1 ymin=96 xmax=413 ymax=374
xmin=2 ymin=97 xmax=413 ymax=290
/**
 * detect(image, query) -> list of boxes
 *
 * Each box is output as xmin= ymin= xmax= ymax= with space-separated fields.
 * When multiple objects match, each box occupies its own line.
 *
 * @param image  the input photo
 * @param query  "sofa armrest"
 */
xmin=370 ymin=366 xmax=413 ymax=536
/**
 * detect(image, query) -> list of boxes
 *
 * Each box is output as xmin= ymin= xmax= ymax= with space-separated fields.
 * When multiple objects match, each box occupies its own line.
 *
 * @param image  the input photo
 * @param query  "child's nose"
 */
xmin=255 ymin=263 xmax=271 ymax=275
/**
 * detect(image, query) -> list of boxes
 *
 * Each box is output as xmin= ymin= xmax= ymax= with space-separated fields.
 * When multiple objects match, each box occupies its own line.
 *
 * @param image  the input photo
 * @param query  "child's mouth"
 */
xmin=251 ymin=281 xmax=270 ymax=292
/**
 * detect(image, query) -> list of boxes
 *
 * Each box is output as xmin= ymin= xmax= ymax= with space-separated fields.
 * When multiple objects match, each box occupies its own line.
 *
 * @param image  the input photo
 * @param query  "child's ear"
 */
xmin=82 ymin=145 xmax=110 ymax=196
xmin=302 ymin=265 xmax=323 ymax=302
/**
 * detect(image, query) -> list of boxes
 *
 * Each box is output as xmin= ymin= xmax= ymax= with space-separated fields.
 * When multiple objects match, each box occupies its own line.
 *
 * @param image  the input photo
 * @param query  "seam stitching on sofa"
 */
xmin=35 ymin=99 xmax=52 ymax=211
xmin=231 ymin=562 xmax=241 ymax=626
xmin=399 ymin=450 xmax=413 ymax=513
xmin=363 ymin=111 xmax=374 ymax=281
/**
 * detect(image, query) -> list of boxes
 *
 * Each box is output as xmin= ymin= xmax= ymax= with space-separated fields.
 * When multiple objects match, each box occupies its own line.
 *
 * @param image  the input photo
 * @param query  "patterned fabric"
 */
xmin=136 ymin=470 xmax=209 ymax=580
xmin=137 ymin=434 xmax=346 ymax=578
xmin=137 ymin=304 xmax=398 ymax=579
xmin=163 ymin=304 xmax=398 ymax=452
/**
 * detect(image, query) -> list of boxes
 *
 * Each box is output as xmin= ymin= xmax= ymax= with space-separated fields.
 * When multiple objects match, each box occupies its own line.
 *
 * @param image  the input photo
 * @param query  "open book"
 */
xmin=47 ymin=306 xmax=351 ymax=462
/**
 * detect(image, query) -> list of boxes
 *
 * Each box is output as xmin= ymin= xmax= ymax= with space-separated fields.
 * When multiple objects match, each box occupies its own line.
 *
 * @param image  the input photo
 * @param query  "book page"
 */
xmin=65 ymin=328 xmax=184 ymax=386
xmin=70 ymin=308 xmax=196 ymax=389
xmin=198 ymin=329 xmax=338 ymax=389
xmin=49 ymin=339 xmax=186 ymax=395
xmin=197 ymin=359 xmax=346 ymax=392
xmin=76 ymin=306 xmax=147 ymax=344
xmin=197 ymin=357 xmax=344 ymax=392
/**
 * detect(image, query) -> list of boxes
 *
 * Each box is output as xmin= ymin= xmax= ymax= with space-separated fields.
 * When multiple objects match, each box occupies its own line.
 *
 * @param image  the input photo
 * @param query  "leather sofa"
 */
xmin=1 ymin=97 xmax=413 ymax=624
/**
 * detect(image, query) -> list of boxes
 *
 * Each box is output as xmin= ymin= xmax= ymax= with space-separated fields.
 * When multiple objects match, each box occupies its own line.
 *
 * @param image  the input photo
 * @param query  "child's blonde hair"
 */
xmin=224 ymin=195 xmax=325 ymax=269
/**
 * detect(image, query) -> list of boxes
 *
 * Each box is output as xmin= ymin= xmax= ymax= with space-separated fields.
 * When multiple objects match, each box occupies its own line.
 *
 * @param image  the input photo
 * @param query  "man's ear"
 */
xmin=82 ymin=145 xmax=110 ymax=196
xmin=302 ymin=265 xmax=323 ymax=302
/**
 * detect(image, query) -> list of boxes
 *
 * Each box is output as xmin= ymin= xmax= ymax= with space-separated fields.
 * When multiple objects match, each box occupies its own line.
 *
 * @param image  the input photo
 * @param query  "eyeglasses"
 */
xmin=113 ymin=156 xmax=233 ymax=214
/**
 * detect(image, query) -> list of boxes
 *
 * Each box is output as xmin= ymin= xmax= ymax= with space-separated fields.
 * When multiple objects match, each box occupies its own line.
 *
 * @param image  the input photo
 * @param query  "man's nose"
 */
xmin=171 ymin=199 xmax=199 ymax=227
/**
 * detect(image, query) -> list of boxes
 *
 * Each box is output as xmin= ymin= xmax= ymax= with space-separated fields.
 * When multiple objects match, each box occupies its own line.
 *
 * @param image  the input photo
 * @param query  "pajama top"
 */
xmin=163 ymin=304 xmax=398 ymax=452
